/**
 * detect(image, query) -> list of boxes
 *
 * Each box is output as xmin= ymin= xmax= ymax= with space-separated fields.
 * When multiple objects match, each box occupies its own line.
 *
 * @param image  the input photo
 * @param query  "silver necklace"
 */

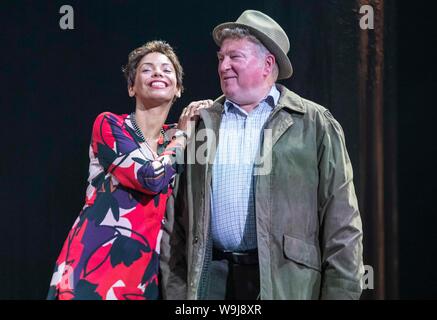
xmin=130 ymin=112 xmax=166 ymax=143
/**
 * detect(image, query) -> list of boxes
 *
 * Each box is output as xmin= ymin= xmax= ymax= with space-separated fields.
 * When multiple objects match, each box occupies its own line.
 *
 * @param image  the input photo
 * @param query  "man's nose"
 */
xmin=219 ymin=56 xmax=231 ymax=73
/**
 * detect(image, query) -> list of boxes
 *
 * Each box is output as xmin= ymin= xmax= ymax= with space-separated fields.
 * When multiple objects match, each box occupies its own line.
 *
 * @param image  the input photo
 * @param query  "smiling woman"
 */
xmin=46 ymin=41 xmax=212 ymax=300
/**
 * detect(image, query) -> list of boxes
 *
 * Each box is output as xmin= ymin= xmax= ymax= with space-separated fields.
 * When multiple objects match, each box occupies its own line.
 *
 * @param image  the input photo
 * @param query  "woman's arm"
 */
xmin=91 ymin=112 xmax=185 ymax=195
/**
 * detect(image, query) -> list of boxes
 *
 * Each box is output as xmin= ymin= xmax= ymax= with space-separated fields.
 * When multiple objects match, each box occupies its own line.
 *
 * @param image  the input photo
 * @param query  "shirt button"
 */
xmin=193 ymin=236 xmax=199 ymax=244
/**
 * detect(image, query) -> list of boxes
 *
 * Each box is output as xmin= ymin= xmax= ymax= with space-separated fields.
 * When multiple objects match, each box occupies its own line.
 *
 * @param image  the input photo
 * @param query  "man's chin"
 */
xmin=222 ymin=88 xmax=236 ymax=100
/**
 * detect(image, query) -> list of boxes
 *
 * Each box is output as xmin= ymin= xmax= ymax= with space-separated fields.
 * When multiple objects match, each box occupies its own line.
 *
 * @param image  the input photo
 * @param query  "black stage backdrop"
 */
xmin=0 ymin=0 xmax=435 ymax=299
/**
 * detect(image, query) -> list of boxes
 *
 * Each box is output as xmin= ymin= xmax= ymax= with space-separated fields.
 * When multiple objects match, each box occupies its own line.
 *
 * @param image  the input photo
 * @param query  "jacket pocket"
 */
xmin=283 ymin=234 xmax=321 ymax=272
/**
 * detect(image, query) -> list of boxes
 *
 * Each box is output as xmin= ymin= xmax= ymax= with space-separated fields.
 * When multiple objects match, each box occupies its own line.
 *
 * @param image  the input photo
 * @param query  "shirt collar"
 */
xmin=224 ymin=85 xmax=280 ymax=115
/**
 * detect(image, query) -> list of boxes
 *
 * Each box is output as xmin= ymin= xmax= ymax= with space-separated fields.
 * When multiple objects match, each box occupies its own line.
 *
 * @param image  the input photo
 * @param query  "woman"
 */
xmin=47 ymin=40 xmax=211 ymax=300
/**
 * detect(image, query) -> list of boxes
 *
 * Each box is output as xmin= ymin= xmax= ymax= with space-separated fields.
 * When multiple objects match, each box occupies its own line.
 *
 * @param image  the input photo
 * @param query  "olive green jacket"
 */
xmin=160 ymin=85 xmax=364 ymax=300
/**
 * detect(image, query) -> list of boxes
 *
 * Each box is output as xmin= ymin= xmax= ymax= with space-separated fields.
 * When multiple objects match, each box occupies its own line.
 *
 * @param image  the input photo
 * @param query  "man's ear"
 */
xmin=176 ymin=87 xmax=181 ymax=98
xmin=264 ymin=54 xmax=276 ymax=76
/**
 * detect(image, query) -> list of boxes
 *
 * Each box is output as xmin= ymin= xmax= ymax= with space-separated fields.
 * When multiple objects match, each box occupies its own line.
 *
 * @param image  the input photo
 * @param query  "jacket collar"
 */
xmin=198 ymin=83 xmax=306 ymax=152
xmin=198 ymin=84 xmax=304 ymax=177
xmin=275 ymin=84 xmax=306 ymax=114
xmin=223 ymin=85 xmax=280 ymax=115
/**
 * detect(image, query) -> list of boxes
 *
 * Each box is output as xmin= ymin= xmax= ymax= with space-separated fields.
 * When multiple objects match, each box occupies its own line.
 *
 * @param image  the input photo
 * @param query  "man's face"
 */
xmin=217 ymin=38 xmax=267 ymax=105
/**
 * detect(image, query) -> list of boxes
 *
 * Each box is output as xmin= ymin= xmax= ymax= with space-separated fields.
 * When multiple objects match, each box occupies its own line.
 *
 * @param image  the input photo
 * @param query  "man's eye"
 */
xmin=164 ymin=69 xmax=173 ymax=73
xmin=142 ymin=69 xmax=151 ymax=73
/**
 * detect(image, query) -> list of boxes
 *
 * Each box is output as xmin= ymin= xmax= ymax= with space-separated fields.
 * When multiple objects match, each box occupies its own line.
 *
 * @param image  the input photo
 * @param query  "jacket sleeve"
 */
xmin=92 ymin=112 xmax=183 ymax=195
xmin=317 ymin=110 xmax=364 ymax=300
xmin=159 ymin=170 xmax=188 ymax=299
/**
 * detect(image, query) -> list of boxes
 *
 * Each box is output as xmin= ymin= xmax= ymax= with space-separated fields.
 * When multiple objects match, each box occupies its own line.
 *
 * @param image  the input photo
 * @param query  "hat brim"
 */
xmin=213 ymin=22 xmax=293 ymax=80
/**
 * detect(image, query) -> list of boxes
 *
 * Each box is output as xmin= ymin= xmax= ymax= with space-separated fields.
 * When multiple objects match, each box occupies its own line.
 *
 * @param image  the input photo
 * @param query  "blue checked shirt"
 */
xmin=211 ymin=85 xmax=280 ymax=252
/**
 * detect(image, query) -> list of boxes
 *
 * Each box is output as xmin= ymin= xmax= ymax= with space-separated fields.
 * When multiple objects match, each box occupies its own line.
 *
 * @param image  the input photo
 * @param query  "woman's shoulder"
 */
xmin=93 ymin=111 xmax=129 ymax=126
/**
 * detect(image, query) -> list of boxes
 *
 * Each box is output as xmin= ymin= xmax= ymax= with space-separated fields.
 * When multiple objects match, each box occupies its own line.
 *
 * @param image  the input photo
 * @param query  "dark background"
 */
xmin=397 ymin=0 xmax=436 ymax=300
xmin=0 ymin=0 xmax=435 ymax=299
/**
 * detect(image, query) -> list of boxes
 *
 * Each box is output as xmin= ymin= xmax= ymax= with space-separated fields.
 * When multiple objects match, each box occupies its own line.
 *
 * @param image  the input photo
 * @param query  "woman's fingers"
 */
xmin=191 ymin=100 xmax=213 ymax=116
xmin=178 ymin=100 xmax=213 ymax=132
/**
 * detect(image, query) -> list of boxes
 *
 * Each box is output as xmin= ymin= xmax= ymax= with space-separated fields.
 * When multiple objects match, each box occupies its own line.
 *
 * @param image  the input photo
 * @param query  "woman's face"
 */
xmin=129 ymin=52 xmax=181 ymax=105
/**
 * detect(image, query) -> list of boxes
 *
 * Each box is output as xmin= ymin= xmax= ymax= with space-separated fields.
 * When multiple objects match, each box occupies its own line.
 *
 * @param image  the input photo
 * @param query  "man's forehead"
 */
xmin=218 ymin=38 xmax=257 ymax=53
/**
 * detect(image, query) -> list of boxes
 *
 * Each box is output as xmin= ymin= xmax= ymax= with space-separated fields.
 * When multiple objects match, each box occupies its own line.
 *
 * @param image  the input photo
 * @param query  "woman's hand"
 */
xmin=177 ymin=100 xmax=213 ymax=136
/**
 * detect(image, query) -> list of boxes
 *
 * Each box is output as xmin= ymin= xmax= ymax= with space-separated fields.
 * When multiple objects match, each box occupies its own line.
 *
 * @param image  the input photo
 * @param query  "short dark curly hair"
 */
xmin=122 ymin=40 xmax=184 ymax=94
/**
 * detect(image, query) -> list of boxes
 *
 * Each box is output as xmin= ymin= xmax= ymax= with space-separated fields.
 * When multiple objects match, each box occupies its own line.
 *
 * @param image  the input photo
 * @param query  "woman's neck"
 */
xmin=134 ymin=100 xmax=172 ymax=139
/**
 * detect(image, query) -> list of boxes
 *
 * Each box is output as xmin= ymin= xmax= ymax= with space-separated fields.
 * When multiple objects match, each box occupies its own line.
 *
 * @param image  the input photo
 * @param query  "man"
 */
xmin=160 ymin=9 xmax=364 ymax=300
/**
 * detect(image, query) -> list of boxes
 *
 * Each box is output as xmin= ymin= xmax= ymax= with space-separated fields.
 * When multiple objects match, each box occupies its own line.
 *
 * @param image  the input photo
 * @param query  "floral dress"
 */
xmin=47 ymin=112 xmax=183 ymax=300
